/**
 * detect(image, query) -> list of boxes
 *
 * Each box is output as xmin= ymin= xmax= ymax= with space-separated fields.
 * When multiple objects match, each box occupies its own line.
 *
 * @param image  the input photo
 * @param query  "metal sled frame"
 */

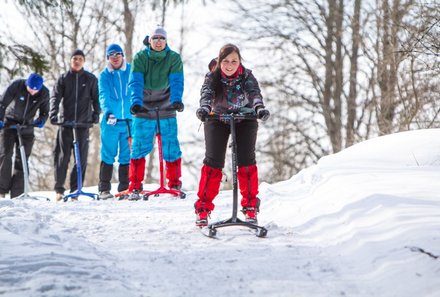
xmin=57 ymin=122 xmax=98 ymax=202
xmin=141 ymin=107 xmax=185 ymax=199
xmin=7 ymin=124 xmax=50 ymax=201
xmin=203 ymin=112 xmax=267 ymax=238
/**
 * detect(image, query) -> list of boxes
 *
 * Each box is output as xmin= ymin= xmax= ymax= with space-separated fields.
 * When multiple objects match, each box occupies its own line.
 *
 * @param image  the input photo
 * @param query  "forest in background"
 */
xmin=0 ymin=0 xmax=438 ymax=191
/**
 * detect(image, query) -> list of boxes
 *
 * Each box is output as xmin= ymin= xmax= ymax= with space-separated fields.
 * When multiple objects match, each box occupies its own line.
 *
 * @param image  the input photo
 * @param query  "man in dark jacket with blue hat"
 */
xmin=0 ymin=73 xmax=49 ymax=198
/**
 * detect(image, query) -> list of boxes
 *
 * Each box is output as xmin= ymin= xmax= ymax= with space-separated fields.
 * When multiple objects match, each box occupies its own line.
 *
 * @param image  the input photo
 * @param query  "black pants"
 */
xmin=53 ymin=127 xmax=89 ymax=193
xmin=0 ymin=128 xmax=35 ymax=197
xmin=203 ymin=119 xmax=258 ymax=169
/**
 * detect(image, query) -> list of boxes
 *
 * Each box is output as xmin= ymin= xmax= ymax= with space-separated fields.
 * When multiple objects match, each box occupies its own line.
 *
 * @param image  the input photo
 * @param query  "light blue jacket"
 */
xmin=99 ymin=61 xmax=132 ymax=120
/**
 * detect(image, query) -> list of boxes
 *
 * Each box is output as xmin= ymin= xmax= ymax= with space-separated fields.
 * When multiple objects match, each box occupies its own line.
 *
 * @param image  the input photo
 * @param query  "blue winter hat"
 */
xmin=106 ymin=43 xmax=124 ymax=58
xmin=26 ymin=73 xmax=43 ymax=91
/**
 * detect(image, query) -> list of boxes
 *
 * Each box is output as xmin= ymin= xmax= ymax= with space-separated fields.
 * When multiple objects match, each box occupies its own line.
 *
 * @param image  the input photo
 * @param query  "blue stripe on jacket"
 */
xmin=129 ymin=71 xmax=145 ymax=107
xmin=169 ymin=72 xmax=184 ymax=104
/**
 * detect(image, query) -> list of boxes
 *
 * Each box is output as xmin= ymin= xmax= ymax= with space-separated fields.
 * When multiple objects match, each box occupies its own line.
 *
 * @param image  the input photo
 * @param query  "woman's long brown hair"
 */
xmin=211 ymin=43 xmax=243 ymax=97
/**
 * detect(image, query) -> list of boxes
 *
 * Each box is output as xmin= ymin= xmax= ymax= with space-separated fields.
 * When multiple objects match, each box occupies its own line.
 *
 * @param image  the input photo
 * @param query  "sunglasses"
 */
xmin=152 ymin=36 xmax=166 ymax=41
xmin=108 ymin=52 xmax=123 ymax=58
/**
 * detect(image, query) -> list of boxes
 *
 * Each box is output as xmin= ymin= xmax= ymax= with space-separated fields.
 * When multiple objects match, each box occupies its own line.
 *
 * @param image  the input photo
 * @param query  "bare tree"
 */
xmin=11 ymin=0 xmax=117 ymax=190
xmin=225 ymin=0 xmax=435 ymax=182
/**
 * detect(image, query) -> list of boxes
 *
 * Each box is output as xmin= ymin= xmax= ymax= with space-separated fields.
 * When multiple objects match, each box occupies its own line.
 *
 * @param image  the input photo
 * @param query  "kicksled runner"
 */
xmin=200 ymin=110 xmax=268 ymax=238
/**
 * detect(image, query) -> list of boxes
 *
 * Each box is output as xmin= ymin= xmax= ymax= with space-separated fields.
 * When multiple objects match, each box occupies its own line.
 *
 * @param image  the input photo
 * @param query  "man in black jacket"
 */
xmin=50 ymin=49 xmax=100 ymax=201
xmin=0 ymin=73 xmax=49 ymax=198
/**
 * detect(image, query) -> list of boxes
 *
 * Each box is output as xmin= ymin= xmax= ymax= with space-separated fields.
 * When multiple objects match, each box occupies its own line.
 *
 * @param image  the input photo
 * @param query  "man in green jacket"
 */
xmin=128 ymin=26 xmax=184 ymax=199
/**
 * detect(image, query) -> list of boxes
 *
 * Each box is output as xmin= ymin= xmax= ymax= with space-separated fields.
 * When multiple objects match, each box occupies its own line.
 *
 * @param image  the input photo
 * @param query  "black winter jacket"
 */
xmin=50 ymin=69 xmax=100 ymax=125
xmin=0 ymin=79 xmax=50 ymax=126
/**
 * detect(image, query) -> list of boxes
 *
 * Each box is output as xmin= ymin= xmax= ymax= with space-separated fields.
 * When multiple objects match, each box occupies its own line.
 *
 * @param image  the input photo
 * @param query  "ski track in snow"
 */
xmin=1 ymin=129 xmax=440 ymax=296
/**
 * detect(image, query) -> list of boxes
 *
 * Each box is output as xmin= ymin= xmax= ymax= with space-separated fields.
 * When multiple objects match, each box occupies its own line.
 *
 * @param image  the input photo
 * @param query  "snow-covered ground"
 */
xmin=1 ymin=129 xmax=440 ymax=297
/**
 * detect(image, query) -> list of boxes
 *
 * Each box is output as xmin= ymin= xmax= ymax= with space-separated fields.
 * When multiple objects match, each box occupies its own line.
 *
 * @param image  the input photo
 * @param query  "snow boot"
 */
xmin=241 ymin=206 xmax=258 ymax=224
xmin=194 ymin=165 xmax=223 ymax=226
xmin=195 ymin=207 xmax=211 ymax=227
xmin=99 ymin=191 xmax=114 ymax=200
xmin=55 ymin=192 xmax=64 ymax=202
xmin=128 ymin=189 xmax=141 ymax=201
xmin=166 ymin=158 xmax=182 ymax=190
xmin=238 ymin=165 xmax=260 ymax=223
xmin=128 ymin=158 xmax=145 ymax=192
xmin=118 ymin=164 xmax=129 ymax=192
xmin=98 ymin=162 xmax=113 ymax=193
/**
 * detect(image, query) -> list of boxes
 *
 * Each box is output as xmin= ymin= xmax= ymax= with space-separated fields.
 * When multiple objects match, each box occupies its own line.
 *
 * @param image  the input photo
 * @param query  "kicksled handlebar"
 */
xmin=206 ymin=107 xmax=258 ymax=121
xmin=4 ymin=123 xmax=39 ymax=129
xmin=52 ymin=122 xmax=94 ymax=128
xmin=206 ymin=113 xmax=258 ymax=121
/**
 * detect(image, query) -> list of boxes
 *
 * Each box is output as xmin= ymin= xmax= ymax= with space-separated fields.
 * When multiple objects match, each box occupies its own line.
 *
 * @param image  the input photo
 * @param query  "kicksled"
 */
xmin=115 ymin=106 xmax=186 ymax=201
xmin=200 ymin=110 xmax=268 ymax=239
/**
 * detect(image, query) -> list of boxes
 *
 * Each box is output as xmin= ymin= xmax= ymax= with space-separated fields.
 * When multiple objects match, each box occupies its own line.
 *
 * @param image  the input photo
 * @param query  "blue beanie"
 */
xmin=106 ymin=44 xmax=124 ymax=58
xmin=26 ymin=73 xmax=43 ymax=91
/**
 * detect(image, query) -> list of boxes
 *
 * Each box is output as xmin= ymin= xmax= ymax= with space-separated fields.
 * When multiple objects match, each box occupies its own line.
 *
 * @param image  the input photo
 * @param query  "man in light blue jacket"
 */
xmin=98 ymin=44 xmax=132 ymax=199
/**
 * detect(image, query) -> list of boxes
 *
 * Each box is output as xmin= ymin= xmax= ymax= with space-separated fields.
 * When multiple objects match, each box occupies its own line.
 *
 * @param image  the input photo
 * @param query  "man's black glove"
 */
xmin=50 ymin=116 xmax=58 ymax=125
xmin=256 ymin=106 xmax=270 ymax=121
xmin=92 ymin=113 xmax=100 ymax=124
xmin=130 ymin=104 xmax=142 ymax=115
xmin=196 ymin=106 xmax=210 ymax=122
xmin=171 ymin=102 xmax=184 ymax=112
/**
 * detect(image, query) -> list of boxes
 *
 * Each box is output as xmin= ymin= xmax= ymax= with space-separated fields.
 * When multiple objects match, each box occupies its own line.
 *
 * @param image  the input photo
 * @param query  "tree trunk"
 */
xmin=346 ymin=0 xmax=361 ymax=147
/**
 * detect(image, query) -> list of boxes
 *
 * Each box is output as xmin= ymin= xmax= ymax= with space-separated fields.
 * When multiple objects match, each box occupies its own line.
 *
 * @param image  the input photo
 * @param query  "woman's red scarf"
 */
xmin=220 ymin=65 xmax=243 ymax=79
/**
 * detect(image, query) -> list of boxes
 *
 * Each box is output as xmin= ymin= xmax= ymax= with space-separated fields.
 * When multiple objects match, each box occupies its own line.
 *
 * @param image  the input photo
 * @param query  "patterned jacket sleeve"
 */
xmin=199 ymin=73 xmax=214 ymax=108
xmin=244 ymin=70 xmax=264 ymax=109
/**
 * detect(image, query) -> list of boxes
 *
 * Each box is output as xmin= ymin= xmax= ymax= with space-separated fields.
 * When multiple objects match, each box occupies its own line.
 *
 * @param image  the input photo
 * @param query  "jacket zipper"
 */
xmin=22 ymin=93 xmax=30 ymax=124
xmin=118 ymin=72 xmax=125 ymax=120
xmin=74 ymin=73 xmax=78 ymax=122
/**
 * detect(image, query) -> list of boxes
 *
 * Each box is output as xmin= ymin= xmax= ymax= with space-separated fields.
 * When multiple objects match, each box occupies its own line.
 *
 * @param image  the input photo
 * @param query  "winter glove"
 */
xmin=34 ymin=118 xmax=45 ymax=128
xmin=130 ymin=104 xmax=142 ymax=115
xmin=50 ymin=116 xmax=58 ymax=125
xmin=256 ymin=106 xmax=270 ymax=121
xmin=107 ymin=114 xmax=117 ymax=125
xmin=171 ymin=102 xmax=184 ymax=112
xmin=196 ymin=106 xmax=211 ymax=122
xmin=0 ymin=120 xmax=4 ymax=129
xmin=92 ymin=113 xmax=100 ymax=124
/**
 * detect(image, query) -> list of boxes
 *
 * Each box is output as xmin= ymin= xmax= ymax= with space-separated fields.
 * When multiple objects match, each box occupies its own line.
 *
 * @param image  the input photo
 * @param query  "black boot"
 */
xmin=99 ymin=162 xmax=113 ymax=193
xmin=118 ymin=164 xmax=129 ymax=192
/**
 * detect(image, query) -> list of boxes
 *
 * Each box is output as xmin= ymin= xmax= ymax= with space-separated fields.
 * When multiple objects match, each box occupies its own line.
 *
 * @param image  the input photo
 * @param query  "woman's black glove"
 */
xmin=196 ymin=106 xmax=210 ymax=122
xmin=256 ymin=106 xmax=270 ymax=121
